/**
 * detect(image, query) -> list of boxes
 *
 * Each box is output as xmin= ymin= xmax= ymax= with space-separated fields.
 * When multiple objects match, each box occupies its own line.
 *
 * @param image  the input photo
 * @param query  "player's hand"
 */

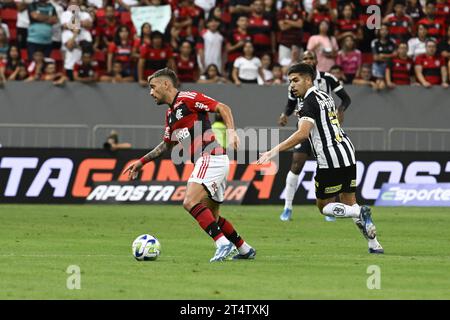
xmin=278 ymin=114 xmax=288 ymax=127
xmin=257 ymin=150 xmax=275 ymax=165
xmin=228 ymin=130 xmax=240 ymax=150
xmin=123 ymin=160 xmax=143 ymax=180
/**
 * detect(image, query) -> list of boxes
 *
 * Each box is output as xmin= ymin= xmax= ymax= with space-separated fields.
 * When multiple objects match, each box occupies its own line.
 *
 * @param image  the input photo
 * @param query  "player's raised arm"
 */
xmin=215 ymin=103 xmax=240 ymax=150
xmin=123 ymin=140 xmax=173 ymax=180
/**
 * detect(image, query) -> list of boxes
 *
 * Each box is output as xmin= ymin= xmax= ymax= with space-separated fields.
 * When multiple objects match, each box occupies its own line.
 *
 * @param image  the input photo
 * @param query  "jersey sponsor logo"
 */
xmin=175 ymin=127 xmax=190 ymax=142
xmin=324 ymin=184 xmax=343 ymax=194
xmin=195 ymin=102 xmax=209 ymax=111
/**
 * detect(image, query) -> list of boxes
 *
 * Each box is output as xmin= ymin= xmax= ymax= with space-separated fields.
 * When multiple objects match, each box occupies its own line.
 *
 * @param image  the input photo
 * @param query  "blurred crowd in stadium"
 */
xmin=0 ymin=0 xmax=449 ymax=89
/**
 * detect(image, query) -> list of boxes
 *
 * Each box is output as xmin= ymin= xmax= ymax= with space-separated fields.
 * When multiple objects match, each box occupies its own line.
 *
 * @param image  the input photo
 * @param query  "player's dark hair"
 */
xmin=148 ymin=68 xmax=178 ymax=86
xmin=287 ymin=63 xmax=316 ymax=81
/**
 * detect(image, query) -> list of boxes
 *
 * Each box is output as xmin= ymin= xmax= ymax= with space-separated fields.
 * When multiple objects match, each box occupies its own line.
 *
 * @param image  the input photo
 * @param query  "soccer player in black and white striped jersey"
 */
xmin=278 ymin=51 xmax=352 ymax=222
xmin=258 ymin=63 xmax=384 ymax=254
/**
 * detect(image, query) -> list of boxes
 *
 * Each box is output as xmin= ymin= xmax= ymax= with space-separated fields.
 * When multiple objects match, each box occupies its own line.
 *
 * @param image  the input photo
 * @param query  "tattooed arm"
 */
xmin=123 ymin=140 xmax=172 ymax=180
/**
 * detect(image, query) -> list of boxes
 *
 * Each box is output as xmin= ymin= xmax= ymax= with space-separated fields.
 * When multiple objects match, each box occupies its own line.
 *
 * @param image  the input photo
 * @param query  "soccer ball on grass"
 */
xmin=132 ymin=234 xmax=161 ymax=261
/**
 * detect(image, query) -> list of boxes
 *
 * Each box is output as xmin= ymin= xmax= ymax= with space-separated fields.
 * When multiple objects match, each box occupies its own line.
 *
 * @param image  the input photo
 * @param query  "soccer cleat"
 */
xmin=324 ymin=215 xmax=336 ymax=222
xmin=280 ymin=208 xmax=293 ymax=221
xmin=209 ymin=242 xmax=235 ymax=262
xmin=369 ymin=244 xmax=384 ymax=254
xmin=359 ymin=205 xmax=377 ymax=240
xmin=233 ymin=248 xmax=256 ymax=260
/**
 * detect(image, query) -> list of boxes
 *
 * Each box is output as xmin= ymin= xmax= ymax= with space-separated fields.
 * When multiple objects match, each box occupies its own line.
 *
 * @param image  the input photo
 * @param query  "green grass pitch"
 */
xmin=0 ymin=204 xmax=449 ymax=299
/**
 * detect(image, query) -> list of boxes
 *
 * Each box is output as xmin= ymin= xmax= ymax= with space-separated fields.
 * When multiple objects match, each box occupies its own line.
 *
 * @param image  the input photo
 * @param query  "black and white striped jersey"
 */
xmin=287 ymin=71 xmax=344 ymax=113
xmin=298 ymin=86 xmax=356 ymax=169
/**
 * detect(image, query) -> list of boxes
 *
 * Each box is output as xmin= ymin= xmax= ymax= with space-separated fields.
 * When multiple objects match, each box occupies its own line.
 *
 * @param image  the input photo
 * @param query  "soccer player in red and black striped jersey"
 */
xmin=124 ymin=68 xmax=255 ymax=262
xmin=386 ymin=42 xmax=414 ymax=87
xmin=414 ymin=39 xmax=449 ymax=87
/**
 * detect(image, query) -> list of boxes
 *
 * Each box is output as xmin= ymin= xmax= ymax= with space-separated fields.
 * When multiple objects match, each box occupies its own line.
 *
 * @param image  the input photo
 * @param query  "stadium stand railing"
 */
xmin=0 ymin=124 xmax=90 ymax=148
xmin=388 ymin=128 xmax=450 ymax=151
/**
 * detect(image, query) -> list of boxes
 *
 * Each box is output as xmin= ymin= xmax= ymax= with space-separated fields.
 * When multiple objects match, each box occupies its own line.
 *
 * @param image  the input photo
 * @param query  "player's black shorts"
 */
xmin=293 ymin=140 xmax=312 ymax=155
xmin=314 ymin=164 xmax=357 ymax=200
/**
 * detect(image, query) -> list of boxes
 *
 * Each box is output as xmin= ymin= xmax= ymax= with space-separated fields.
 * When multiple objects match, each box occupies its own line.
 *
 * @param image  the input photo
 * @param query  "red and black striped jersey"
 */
xmin=384 ymin=13 xmax=412 ymax=44
xmin=436 ymin=1 xmax=450 ymax=22
xmin=248 ymin=14 xmax=272 ymax=46
xmin=140 ymin=46 xmax=173 ymax=78
xmin=164 ymin=91 xmax=224 ymax=161
xmin=417 ymin=17 xmax=446 ymax=39
xmin=174 ymin=55 xmax=198 ymax=83
xmin=227 ymin=30 xmax=252 ymax=63
xmin=108 ymin=41 xmax=133 ymax=65
xmin=387 ymin=57 xmax=413 ymax=85
xmin=415 ymin=54 xmax=445 ymax=85
xmin=336 ymin=18 xmax=360 ymax=35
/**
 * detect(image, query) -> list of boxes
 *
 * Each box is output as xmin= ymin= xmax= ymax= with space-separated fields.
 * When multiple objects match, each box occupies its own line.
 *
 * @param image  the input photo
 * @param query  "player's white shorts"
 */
xmin=188 ymin=154 xmax=229 ymax=203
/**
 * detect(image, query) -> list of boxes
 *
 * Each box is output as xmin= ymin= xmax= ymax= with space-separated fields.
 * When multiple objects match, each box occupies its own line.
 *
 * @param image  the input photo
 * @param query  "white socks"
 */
xmin=322 ymin=203 xmax=360 ymax=218
xmin=284 ymin=171 xmax=299 ymax=210
xmin=215 ymin=236 xmax=230 ymax=247
xmin=238 ymin=242 xmax=252 ymax=255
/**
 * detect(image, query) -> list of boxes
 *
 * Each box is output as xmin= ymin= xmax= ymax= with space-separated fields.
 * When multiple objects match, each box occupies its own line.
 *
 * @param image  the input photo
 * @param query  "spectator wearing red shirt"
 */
xmin=73 ymin=51 xmax=100 ymax=83
xmin=418 ymin=1 xmax=446 ymax=40
xmin=226 ymin=16 xmax=251 ymax=72
xmin=435 ymin=0 xmax=450 ymax=22
xmin=171 ymin=0 xmax=205 ymax=43
xmin=386 ymin=42 xmax=414 ymax=87
xmin=94 ymin=4 xmax=119 ymax=51
xmin=132 ymin=23 xmax=152 ymax=60
xmin=174 ymin=40 xmax=199 ymax=83
xmin=107 ymin=25 xmax=133 ymax=76
xmin=138 ymin=31 xmax=174 ymax=86
xmin=307 ymin=0 xmax=335 ymax=35
xmin=335 ymin=3 xmax=363 ymax=42
xmin=414 ymin=39 xmax=448 ymax=87
xmin=277 ymin=0 xmax=304 ymax=64
xmin=336 ymin=34 xmax=362 ymax=83
xmin=383 ymin=0 xmax=413 ymax=45
xmin=248 ymin=0 xmax=276 ymax=56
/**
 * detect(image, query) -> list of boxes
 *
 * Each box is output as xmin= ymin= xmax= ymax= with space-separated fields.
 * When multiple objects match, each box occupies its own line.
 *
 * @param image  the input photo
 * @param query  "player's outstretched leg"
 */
xmin=217 ymin=216 xmax=256 ymax=260
xmin=321 ymin=202 xmax=384 ymax=254
xmin=184 ymin=183 xmax=234 ymax=262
